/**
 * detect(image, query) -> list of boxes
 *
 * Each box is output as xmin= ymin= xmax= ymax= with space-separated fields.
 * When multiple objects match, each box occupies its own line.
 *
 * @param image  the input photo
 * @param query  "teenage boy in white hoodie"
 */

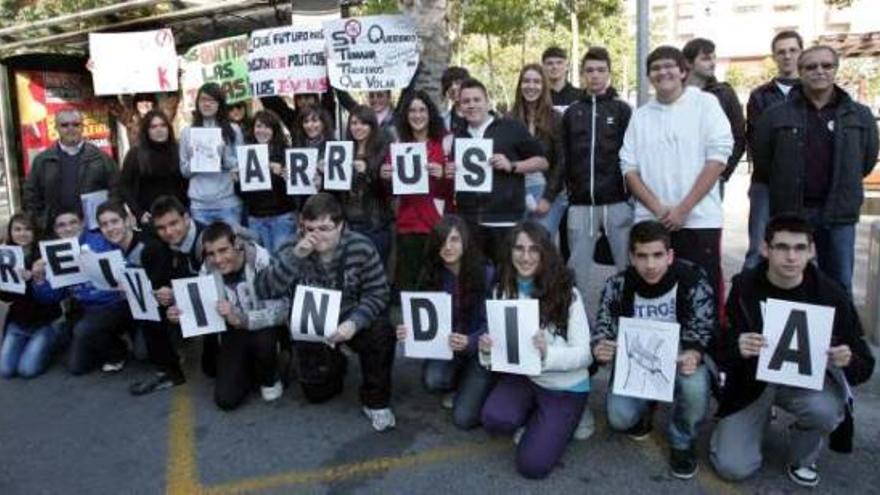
xmin=620 ymin=46 xmax=733 ymax=310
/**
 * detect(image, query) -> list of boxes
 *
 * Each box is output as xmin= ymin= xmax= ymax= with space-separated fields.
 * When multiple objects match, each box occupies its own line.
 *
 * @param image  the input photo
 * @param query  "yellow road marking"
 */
xmin=166 ymin=384 xmax=203 ymax=495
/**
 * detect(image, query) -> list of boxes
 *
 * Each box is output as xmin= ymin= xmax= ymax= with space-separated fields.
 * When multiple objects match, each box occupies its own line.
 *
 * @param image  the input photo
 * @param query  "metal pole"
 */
xmin=636 ymin=0 xmax=649 ymax=105
xmin=0 ymin=62 xmax=21 ymax=214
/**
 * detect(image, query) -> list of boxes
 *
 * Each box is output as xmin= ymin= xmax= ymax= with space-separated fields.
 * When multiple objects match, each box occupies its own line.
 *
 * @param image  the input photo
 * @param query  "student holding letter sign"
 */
xmin=711 ymin=214 xmax=874 ymax=488
xmin=592 ymin=221 xmax=717 ymax=480
xmin=452 ymin=78 xmax=548 ymax=265
xmin=395 ymin=216 xmax=494 ymax=429
xmin=477 ymin=221 xmax=592 ymax=479
xmin=254 ymin=193 xmax=395 ymax=432
xmin=381 ymin=90 xmax=454 ymax=291
xmin=0 ymin=213 xmax=64 ymax=379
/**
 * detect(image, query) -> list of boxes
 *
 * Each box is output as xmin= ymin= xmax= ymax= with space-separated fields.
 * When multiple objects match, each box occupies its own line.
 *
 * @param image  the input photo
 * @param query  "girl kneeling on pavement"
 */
xmin=479 ymin=220 xmax=592 ymax=479
xmin=396 ymin=215 xmax=495 ymax=429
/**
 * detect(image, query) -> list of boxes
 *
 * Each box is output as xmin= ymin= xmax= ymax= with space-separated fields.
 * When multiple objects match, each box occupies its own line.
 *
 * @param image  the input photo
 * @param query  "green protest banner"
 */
xmin=180 ymin=35 xmax=252 ymax=112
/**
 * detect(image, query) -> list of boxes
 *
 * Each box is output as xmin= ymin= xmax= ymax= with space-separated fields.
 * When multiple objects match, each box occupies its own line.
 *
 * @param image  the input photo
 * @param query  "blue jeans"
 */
xmin=607 ymin=365 xmax=709 ymax=450
xmin=191 ymin=204 xmax=243 ymax=228
xmin=248 ymin=213 xmax=297 ymax=253
xmin=68 ymin=303 xmax=133 ymax=375
xmin=744 ymin=182 xmax=770 ymax=270
xmin=0 ymin=320 xmax=64 ymax=378
xmin=525 ymin=184 xmax=568 ymax=237
xmin=804 ymin=209 xmax=856 ymax=294
xmin=423 ymin=354 xmax=495 ymax=429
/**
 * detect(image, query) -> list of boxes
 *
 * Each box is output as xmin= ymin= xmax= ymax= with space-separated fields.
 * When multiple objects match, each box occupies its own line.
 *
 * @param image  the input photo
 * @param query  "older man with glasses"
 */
xmin=23 ymin=108 xmax=120 ymax=232
xmin=752 ymin=45 xmax=879 ymax=294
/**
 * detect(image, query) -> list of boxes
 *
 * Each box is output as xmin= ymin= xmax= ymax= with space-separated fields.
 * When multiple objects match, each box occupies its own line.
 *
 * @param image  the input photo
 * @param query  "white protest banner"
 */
xmin=237 ymin=144 xmax=272 ymax=192
xmin=179 ymin=35 xmax=251 ymax=112
xmin=121 ymin=268 xmax=160 ymax=322
xmin=324 ymin=15 xmax=419 ymax=91
xmin=486 ymin=299 xmax=541 ymax=375
xmin=612 ymin=317 xmax=681 ymax=402
xmin=89 ymin=29 xmax=178 ymax=95
xmin=248 ymin=24 xmax=329 ymax=97
xmin=290 ymin=285 xmax=342 ymax=342
xmin=286 ymin=148 xmax=318 ymax=195
xmin=39 ymin=239 xmax=89 ymax=289
xmin=323 ymin=141 xmax=353 ymax=190
xmin=79 ymin=249 xmax=126 ymax=290
xmin=81 ymin=190 xmax=108 ymax=231
xmin=0 ymin=245 xmax=26 ymax=294
xmin=455 ymin=138 xmax=493 ymax=193
xmin=391 ymin=142 xmax=429 ymax=195
xmin=189 ymin=128 xmax=223 ymax=173
xmin=757 ymin=299 xmax=835 ymax=391
xmin=401 ymin=291 xmax=452 ymax=360
xmin=172 ymin=275 xmax=227 ymax=338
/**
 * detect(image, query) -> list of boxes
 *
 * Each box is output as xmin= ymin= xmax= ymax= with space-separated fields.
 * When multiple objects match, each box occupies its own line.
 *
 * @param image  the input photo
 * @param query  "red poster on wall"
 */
xmin=14 ymin=70 xmax=113 ymax=175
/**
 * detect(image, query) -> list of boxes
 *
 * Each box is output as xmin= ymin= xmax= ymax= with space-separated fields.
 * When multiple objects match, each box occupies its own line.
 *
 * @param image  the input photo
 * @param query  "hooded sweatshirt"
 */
xmin=179 ymin=121 xmax=244 ymax=210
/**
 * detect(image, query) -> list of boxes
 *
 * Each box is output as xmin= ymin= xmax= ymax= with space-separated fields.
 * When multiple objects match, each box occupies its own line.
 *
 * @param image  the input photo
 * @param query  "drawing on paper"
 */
xmin=612 ymin=317 xmax=680 ymax=402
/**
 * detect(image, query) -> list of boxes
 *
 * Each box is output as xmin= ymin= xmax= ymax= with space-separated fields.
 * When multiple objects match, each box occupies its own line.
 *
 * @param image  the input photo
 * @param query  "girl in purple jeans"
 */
xmin=478 ymin=220 xmax=592 ymax=479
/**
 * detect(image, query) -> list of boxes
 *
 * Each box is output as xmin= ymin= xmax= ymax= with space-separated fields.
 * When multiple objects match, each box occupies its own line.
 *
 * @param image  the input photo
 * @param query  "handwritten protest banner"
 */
xmin=248 ymin=24 xmax=329 ymax=97
xmin=180 ymin=35 xmax=251 ymax=112
xmin=89 ymin=29 xmax=178 ymax=95
xmin=324 ymin=15 xmax=419 ymax=91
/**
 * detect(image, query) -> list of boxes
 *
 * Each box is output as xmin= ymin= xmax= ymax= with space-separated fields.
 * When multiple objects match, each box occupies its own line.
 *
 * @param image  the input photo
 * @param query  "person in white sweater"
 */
xmin=478 ymin=220 xmax=592 ymax=479
xmin=620 ymin=45 xmax=733 ymax=309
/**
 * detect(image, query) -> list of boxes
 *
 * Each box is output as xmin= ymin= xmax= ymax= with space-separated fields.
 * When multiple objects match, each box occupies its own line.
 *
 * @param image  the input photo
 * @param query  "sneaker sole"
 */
xmin=670 ymin=467 xmax=698 ymax=480
xmin=628 ymin=432 xmax=652 ymax=441
xmin=787 ymin=470 xmax=819 ymax=488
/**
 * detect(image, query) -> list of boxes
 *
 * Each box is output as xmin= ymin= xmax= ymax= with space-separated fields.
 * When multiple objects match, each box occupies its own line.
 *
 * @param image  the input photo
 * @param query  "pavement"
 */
xmin=2 ymin=170 xmax=880 ymax=494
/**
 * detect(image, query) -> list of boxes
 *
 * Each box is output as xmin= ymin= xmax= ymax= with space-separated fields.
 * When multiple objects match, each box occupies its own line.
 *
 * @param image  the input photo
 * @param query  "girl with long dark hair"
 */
xmin=119 ymin=109 xmax=188 ymax=226
xmin=381 ymin=90 xmax=454 ymax=290
xmin=179 ymin=82 xmax=244 ymax=227
xmin=395 ymin=215 xmax=494 ymax=428
xmin=478 ymin=220 xmax=591 ymax=479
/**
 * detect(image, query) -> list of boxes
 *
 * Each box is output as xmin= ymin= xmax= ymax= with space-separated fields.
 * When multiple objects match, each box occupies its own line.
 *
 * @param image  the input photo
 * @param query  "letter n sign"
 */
xmin=756 ymin=299 xmax=835 ymax=391
xmin=290 ymin=285 xmax=342 ymax=342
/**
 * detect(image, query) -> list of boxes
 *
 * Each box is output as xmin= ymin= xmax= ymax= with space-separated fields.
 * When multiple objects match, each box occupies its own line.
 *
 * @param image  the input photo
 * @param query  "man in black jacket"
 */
xmin=743 ymin=30 xmax=802 ymax=269
xmin=683 ymin=38 xmax=746 ymax=184
xmin=554 ymin=47 xmax=633 ymax=310
xmin=542 ymin=46 xmax=583 ymax=108
xmin=752 ymin=45 xmax=879 ymax=293
xmin=711 ymin=214 xmax=874 ymax=487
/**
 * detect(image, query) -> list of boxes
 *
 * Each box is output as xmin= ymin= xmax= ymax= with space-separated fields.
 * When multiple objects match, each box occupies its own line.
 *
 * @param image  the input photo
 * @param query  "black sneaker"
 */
xmin=129 ymin=372 xmax=185 ymax=396
xmin=787 ymin=464 xmax=819 ymax=488
xmin=670 ymin=448 xmax=698 ymax=479
xmin=624 ymin=415 xmax=653 ymax=441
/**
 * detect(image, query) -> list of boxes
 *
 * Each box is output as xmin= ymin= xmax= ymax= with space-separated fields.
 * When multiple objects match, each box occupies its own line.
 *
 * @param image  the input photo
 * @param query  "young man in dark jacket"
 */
xmin=254 ymin=193 xmax=395 ymax=431
xmin=554 ymin=46 xmax=633 ymax=312
xmin=593 ymin=221 xmax=717 ymax=480
xmin=743 ymin=30 xmax=803 ymax=270
xmin=710 ymin=214 xmax=874 ymax=488
xmin=542 ymin=46 xmax=583 ymax=108
xmin=752 ymin=45 xmax=879 ymax=293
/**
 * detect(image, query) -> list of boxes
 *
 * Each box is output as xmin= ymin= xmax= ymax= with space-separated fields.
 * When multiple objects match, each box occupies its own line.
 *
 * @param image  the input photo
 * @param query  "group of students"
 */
xmin=2 ymin=30 xmax=877 ymax=487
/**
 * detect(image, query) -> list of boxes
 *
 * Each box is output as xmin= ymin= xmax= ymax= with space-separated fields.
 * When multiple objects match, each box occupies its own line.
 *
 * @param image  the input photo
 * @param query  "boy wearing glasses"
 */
xmin=752 ymin=45 xmax=879 ymax=294
xmin=24 ymin=108 xmax=119 ymax=232
xmin=711 ymin=214 xmax=874 ymax=487
xmin=254 ymin=193 xmax=394 ymax=431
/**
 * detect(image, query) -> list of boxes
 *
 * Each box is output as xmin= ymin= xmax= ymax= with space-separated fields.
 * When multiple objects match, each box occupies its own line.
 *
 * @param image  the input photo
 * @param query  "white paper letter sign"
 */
xmin=290 ymin=285 xmax=342 ymax=342
xmin=612 ymin=317 xmax=681 ymax=402
xmin=122 ymin=268 xmax=160 ymax=322
xmin=81 ymin=190 xmax=108 ymax=231
xmin=0 ymin=245 xmax=26 ymax=294
xmin=391 ymin=142 xmax=429 ymax=195
xmin=401 ymin=291 xmax=452 ymax=360
xmin=454 ymin=138 xmax=493 ymax=193
xmin=757 ymin=299 xmax=835 ymax=391
xmin=89 ymin=29 xmax=179 ymax=95
xmin=286 ymin=148 xmax=318 ymax=195
xmin=323 ymin=141 xmax=353 ymax=190
xmin=39 ymin=239 xmax=89 ymax=289
xmin=486 ymin=299 xmax=541 ymax=375
xmin=79 ymin=249 xmax=126 ymax=290
xmin=172 ymin=275 xmax=227 ymax=337
xmin=237 ymin=144 xmax=271 ymax=191
xmin=189 ymin=128 xmax=223 ymax=173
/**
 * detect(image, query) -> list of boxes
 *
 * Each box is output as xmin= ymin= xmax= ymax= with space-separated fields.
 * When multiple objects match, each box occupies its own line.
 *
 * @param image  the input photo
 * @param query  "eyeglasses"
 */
xmin=801 ymin=62 xmax=836 ymax=72
xmin=303 ymin=223 xmax=338 ymax=234
xmin=58 ymin=122 xmax=83 ymax=128
xmin=769 ymin=242 xmax=810 ymax=254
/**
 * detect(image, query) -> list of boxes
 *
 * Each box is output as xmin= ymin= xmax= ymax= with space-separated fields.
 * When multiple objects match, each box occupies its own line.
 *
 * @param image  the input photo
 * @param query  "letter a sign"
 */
xmin=237 ymin=144 xmax=272 ymax=192
xmin=756 ymin=299 xmax=835 ymax=391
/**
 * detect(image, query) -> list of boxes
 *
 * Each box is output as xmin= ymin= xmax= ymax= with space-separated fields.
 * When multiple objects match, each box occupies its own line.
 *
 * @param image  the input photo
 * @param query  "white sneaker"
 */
xmin=260 ymin=380 xmax=283 ymax=402
xmin=573 ymin=408 xmax=596 ymax=440
xmin=513 ymin=427 xmax=525 ymax=445
xmin=101 ymin=360 xmax=125 ymax=373
xmin=362 ymin=407 xmax=396 ymax=432
xmin=788 ymin=464 xmax=820 ymax=488
xmin=441 ymin=392 xmax=455 ymax=410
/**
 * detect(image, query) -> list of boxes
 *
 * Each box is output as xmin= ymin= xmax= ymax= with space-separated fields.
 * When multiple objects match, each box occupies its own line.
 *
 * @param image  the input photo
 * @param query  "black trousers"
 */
xmin=670 ymin=228 xmax=724 ymax=315
xmin=214 ymin=327 xmax=280 ymax=410
xmin=141 ymin=318 xmax=183 ymax=379
xmin=295 ymin=319 xmax=395 ymax=409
